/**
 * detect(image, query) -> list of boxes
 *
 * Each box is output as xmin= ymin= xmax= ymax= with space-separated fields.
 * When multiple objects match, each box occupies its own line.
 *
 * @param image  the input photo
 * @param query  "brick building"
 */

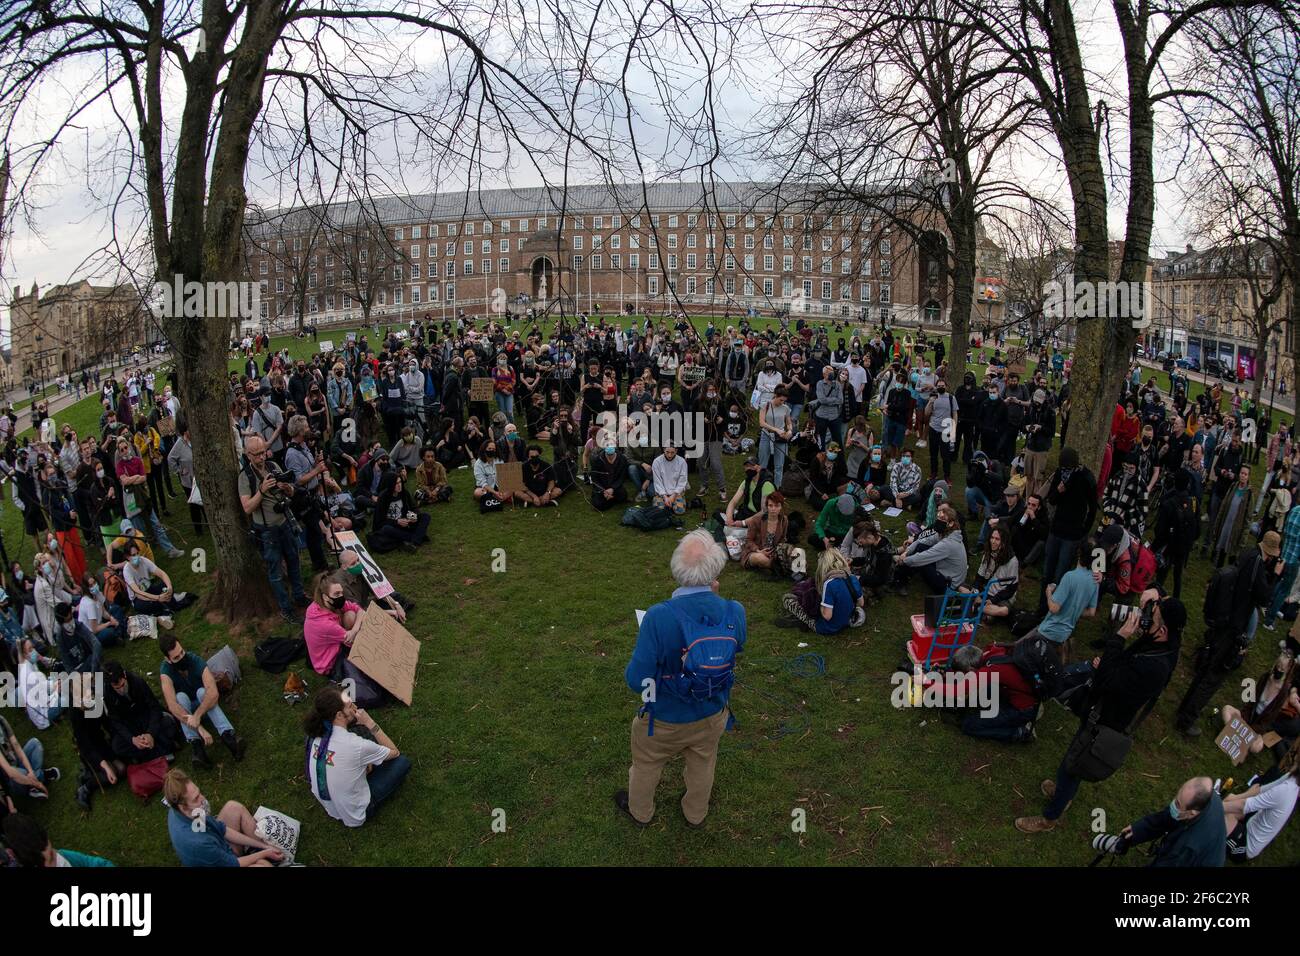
xmin=243 ymin=182 xmax=954 ymax=329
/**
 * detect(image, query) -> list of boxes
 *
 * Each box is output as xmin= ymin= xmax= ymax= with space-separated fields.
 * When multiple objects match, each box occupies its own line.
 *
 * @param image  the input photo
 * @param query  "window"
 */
xmin=802 ymin=279 xmax=813 ymax=298
xmin=860 ymin=259 xmax=871 ymax=276
xmin=428 ymin=284 xmax=439 ymax=302
xmin=648 ymin=275 xmax=660 ymax=295
xmin=686 ymin=276 xmax=697 ymax=294
xmin=764 ymin=255 xmax=774 ymax=272
xmin=342 ymin=294 xmax=352 ymax=308
xmin=667 ymin=254 xmax=678 ymax=270
xmin=393 ymin=266 xmax=403 ymax=281
xmin=821 ymin=280 xmax=832 ymax=300
xmin=483 ymin=222 xmax=492 ymax=235
xmin=572 ymin=216 xmax=584 ymax=229
xmin=881 ymin=239 xmax=891 ymax=255
xmin=629 ymin=254 xmax=639 ymax=269
xmin=259 ymin=260 xmax=268 ymax=275
xmin=412 ymin=226 xmax=422 ymax=240
xmin=763 ymin=278 xmax=774 ymax=296
xmin=593 ymin=235 xmax=603 ymax=250
xmin=803 ymin=235 xmax=812 ymax=251
xmin=783 ymin=215 xmax=793 ymax=229
xmin=572 ymin=255 xmax=584 ymax=270
xmin=463 ymin=241 xmax=472 ymax=255
xmin=482 ymin=260 xmax=492 ymax=274
xmin=519 ymin=220 xmax=529 ymax=231
xmin=725 ymin=234 xmax=736 ymax=249
xmin=880 ymin=283 xmax=891 ymax=303
xmin=500 ymin=221 xmax=509 ymax=234
xmin=612 ymin=253 xmax=622 ymax=268
xmin=593 ymin=215 xmax=604 ymax=229
xmin=630 ymin=235 xmax=640 ymax=250
xmin=611 ymin=235 xmax=621 ymax=250
xmin=428 ymin=244 xmax=438 ymax=258
xmin=592 ymin=254 xmax=602 ymax=269
xmin=573 ymin=236 xmax=584 ymax=250
xmin=687 ymin=253 xmax=697 ymax=269
xmin=431 ymin=225 xmax=440 ymax=237
xmin=445 ymin=261 xmax=455 ymax=277
xmin=448 ymin=224 xmax=458 ymax=237
xmin=465 ymin=223 xmax=474 ymax=236
xmin=841 ymin=259 xmax=851 ymax=275
xmin=378 ymin=289 xmax=387 ymax=306
xmin=783 ymin=255 xmax=793 ymax=272
xmin=840 ymin=283 xmax=852 ymax=300
xmin=782 ymin=278 xmax=793 ymax=297
xmin=275 ymin=278 xmax=284 ymax=293
xmin=725 ymin=214 xmax=737 ymax=227
xmin=821 ymin=236 xmax=832 ymax=252
xmin=743 ymin=254 xmax=754 ymax=270
xmin=393 ymin=229 xmax=404 ymax=242
xmin=668 ymin=215 xmax=679 ymax=228
xmin=463 ymin=261 xmax=473 ymax=275
xmin=841 ymin=236 xmax=852 ymax=251
xmin=724 ymin=277 xmax=736 ymax=294
xmin=649 ymin=254 xmax=660 ymax=270
xmin=411 ymin=287 xmax=421 ymax=304
xmin=764 ymin=235 xmax=774 ymax=250
xmin=860 ymin=282 xmax=871 ymax=302
xmin=803 ymin=256 xmax=812 ymax=272
xmin=482 ymin=240 xmax=491 ymax=254
xmin=686 ymin=233 xmax=697 ymax=248
xmin=705 ymin=278 xmax=715 ymax=295
xmin=631 ymin=215 xmax=641 ymax=228
xmin=410 ymin=245 xmax=420 ymax=259
xmin=612 ymin=215 xmax=622 ymax=228
xmin=744 ymin=279 xmax=755 ymax=296
xmin=499 ymin=258 xmax=509 ymax=273
xmin=725 ymin=255 xmax=736 ymax=270
xmin=706 ymin=233 xmax=716 ymax=248
xmin=411 ymin=265 xmax=420 ymax=280
xmin=517 ymin=238 xmax=525 ymax=251
xmin=500 ymin=239 xmax=509 ymax=252
xmin=447 ymin=282 xmax=455 ymax=302
xmin=744 ymin=235 xmax=755 ymax=250
xmin=537 ymin=217 xmax=547 ymax=228
xmin=880 ymin=260 xmax=891 ymax=277
xmin=667 ymin=234 xmax=678 ymax=249
xmin=687 ymin=214 xmax=698 ymax=228
xmin=394 ymin=288 xmax=404 ymax=306
xmin=446 ymin=242 xmax=455 ymax=256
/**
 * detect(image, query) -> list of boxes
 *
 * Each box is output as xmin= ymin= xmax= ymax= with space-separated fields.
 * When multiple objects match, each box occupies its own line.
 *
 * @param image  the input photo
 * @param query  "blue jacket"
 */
xmin=625 ymin=587 xmax=746 ymax=725
xmin=1128 ymin=791 xmax=1226 ymax=866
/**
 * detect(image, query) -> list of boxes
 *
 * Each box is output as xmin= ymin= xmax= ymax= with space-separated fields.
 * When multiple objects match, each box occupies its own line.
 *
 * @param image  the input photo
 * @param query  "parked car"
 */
xmin=1203 ymin=357 xmax=1237 ymax=381
xmin=1175 ymin=356 xmax=1200 ymax=371
xmin=1134 ymin=344 xmax=1146 ymax=357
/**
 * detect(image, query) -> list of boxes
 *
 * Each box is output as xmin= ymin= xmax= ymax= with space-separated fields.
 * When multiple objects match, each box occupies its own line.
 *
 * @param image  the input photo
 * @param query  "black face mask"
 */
xmin=327 ymin=595 xmax=345 ymax=610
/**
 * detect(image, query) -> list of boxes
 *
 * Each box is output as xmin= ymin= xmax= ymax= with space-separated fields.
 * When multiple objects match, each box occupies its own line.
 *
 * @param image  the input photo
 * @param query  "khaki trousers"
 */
xmin=628 ymin=708 xmax=728 ymax=825
xmin=1023 ymin=449 xmax=1049 ymax=498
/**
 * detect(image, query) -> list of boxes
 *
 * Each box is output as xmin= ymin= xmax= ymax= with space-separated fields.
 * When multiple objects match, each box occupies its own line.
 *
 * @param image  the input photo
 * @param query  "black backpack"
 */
xmin=254 ymin=637 xmax=307 ymax=674
xmin=986 ymin=634 xmax=1064 ymax=700
xmin=886 ymin=387 xmax=911 ymax=421
xmin=1202 ymin=563 xmax=1239 ymax=630
xmin=1177 ymin=496 xmax=1199 ymax=548
xmin=621 ymin=505 xmax=674 ymax=531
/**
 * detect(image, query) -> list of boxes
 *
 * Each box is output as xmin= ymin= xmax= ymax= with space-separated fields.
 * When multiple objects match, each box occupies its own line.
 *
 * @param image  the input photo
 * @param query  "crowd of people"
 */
xmin=1 ymin=309 xmax=1296 ymax=867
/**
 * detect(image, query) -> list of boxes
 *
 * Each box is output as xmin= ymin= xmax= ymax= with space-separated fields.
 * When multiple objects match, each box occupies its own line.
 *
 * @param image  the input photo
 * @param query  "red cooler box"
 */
xmin=906 ymin=613 xmax=975 ymax=668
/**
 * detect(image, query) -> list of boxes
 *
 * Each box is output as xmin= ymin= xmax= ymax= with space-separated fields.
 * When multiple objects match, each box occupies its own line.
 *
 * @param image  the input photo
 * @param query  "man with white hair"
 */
xmin=616 ymin=529 xmax=746 ymax=828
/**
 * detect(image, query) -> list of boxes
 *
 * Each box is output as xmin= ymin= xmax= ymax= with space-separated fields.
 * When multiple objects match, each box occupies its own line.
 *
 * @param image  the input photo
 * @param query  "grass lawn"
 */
xmin=6 ymin=325 xmax=1297 ymax=867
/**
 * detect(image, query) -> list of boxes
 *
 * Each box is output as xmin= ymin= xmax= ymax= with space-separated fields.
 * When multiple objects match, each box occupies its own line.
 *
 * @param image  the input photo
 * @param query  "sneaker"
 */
xmin=773 ymin=614 xmax=804 ymax=629
xmin=915 ymin=439 xmax=927 ymax=448
xmin=191 ymin=739 xmax=212 ymax=769
xmin=157 ymin=615 xmax=175 ymax=631
xmin=635 ymin=491 xmax=648 ymax=503
xmin=28 ymin=787 xmax=48 ymax=799
xmin=1263 ymin=619 xmax=1277 ymax=631
xmin=167 ymin=547 xmax=184 ymax=559
xmin=1178 ymin=723 xmax=1202 ymax=738
xmin=719 ymin=490 xmax=728 ymax=502
xmin=44 ymin=767 xmax=61 ymax=783
xmin=613 ymin=790 xmax=649 ymax=827
xmin=281 ymin=609 xmax=303 ymax=625
xmin=221 ymin=731 xmax=248 ymax=762
xmin=1014 ymin=815 xmax=1057 ymax=834
xmin=75 ymin=784 xmax=93 ymax=812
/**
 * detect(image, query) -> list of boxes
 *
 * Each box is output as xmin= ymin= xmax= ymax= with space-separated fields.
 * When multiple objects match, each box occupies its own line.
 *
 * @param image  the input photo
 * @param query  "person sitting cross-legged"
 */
xmin=163 ymin=768 xmax=284 ymax=867
xmin=303 ymin=685 xmax=411 ymax=827
xmin=121 ymin=541 xmax=192 ymax=621
xmin=158 ymin=632 xmax=246 ymax=769
xmin=102 ymin=658 xmax=182 ymax=766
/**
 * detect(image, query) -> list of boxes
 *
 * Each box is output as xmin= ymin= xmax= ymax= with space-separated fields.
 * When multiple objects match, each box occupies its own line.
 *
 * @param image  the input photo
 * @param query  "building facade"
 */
xmin=8 ymin=280 xmax=151 ymax=388
xmin=1150 ymin=242 xmax=1295 ymax=388
xmin=243 ymin=182 xmax=955 ymax=331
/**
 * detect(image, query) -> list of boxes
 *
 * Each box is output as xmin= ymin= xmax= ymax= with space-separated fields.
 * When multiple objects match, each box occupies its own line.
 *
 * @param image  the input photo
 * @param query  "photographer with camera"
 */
xmin=1016 ymin=587 xmax=1184 ymax=833
xmin=238 ymin=435 xmax=309 ymax=625
xmin=1090 ymin=777 xmax=1225 ymax=866
xmin=284 ymin=415 xmax=333 ymax=573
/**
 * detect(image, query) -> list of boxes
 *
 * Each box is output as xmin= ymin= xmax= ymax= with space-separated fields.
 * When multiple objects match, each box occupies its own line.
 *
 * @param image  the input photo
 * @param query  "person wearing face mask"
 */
xmin=812 ymin=364 xmax=845 ymax=450
xmin=378 ymin=365 xmax=408 ymax=447
xmin=923 ymin=378 xmax=958 ymax=481
xmin=882 ymin=450 xmax=923 ymax=511
xmin=975 ymin=380 xmax=1006 ymax=465
xmin=472 ymin=441 xmax=512 ymax=512
xmin=159 ymin=632 xmax=245 ymax=768
xmin=387 ymin=424 xmax=423 ymax=472
xmin=591 ymin=441 xmax=630 ymax=512
xmin=76 ymin=572 xmax=126 ymax=647
xmin=891 ymin=503 xmax=967 ymax=596
xmin=651 ymin=445 xmax=689 ymax=518
xmin=164 ymin=768 xmax=283 ymax=867
xmin=121 ymin=541 xmax=191 ymax=619
xmin=334 ymin=550 xmax=411 ymax=622
xmin=492 ymin=351 xmax=518 ymax=421
xmin=806 ymin=442 xmax=848 ymax=511
xmin=696 ymin=385 xmax=728 ymax=503
xmin=1099 ymin=776 xmax=1226 ymax=866
xmin=13 ymin=448 xmax=48 ymax=554
xmin=32 ymin=552 xmax=73 ymax=650
xmin=518 ymin=444 xmax=561 ymax=508
xmin=755 ymin=359 xmax=782 ymax=409
xmin=305 ymin=572 xmax=366 ymax=678
xmin=1101 ymin=451 xmax=1150 ymax=539
xmin=53 ymin=600 xmax=101 ymax=676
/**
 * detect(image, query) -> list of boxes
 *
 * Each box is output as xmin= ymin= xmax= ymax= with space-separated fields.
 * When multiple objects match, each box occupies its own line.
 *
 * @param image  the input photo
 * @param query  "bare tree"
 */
xmin=988 ymin=204 xmax=1074 ymax=346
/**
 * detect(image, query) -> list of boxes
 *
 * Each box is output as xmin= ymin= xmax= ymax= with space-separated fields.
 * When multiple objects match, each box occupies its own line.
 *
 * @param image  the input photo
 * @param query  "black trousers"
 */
xmin=1175 ymin=636 xmax=1237 ymax=730
xmin=928 ymin=426 xmax=955 ymax=479
xmin=592 ymin=484 xmax=627 ymax=511
xmin=957 ymin=421 xmax=979 ymax=463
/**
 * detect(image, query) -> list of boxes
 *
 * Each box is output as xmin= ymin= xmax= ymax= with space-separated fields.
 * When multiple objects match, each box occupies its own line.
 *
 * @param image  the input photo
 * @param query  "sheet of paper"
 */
xmin=883 ymin=507 xmax=903 ymax=517
xmin=635 ymin=609 xmax=646 ymax=627
xmin=863 ymin=502 xmax=876 ymax=511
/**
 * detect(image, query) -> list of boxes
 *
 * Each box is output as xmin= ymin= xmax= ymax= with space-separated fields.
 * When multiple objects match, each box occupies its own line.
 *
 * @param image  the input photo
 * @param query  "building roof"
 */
xmin=246 ymin=181 xmax=885 ymax=236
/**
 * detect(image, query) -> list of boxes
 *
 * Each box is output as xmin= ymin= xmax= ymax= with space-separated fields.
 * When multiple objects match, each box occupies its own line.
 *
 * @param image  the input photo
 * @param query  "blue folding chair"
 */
xmin=921 ymin=578 xmax=996 ymax=671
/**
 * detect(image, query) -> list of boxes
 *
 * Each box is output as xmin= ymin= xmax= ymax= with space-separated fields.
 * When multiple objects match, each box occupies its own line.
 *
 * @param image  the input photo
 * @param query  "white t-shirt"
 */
xmin=1242 ymin=774 xmax=1300 ymax=859
xmin=123 ymin=556 xmax=161 ymax=593
xmin=18 ymin=659 xmax=58 ymax=730
xmin=78 ymin=593 xmax=106 ymax=630
xmin=307 ymin=725 xmax=392 ymax=828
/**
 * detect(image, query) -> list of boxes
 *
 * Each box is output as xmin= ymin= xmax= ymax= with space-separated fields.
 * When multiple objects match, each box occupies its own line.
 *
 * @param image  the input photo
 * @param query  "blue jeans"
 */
xmin=965 ymin=486 xmax=990 ymax=519
xmin=147 ymin=510 xmax=179 ymax=553
xmin=815 ymin=417 xmax=844 ymax=450
xmin=23 ymin=738 xmax=45 ymax=780
xmin=365 ymin=755 xmax=412 ymax=821
xmin=1267 ymin=562 xmax=1299 ymax=623
xmin=628 ymin=463 xmax=652 ymax=494
xmin=495 ymin=393 xmax=514 ymax=418
xmin=1044 ymin=752 xmax=1083 ymax=820
xmin=961 ymin=705 xmax=1036 ymax=742
xmin=255 ymin=522 xmax=306 ymax=615
xmin=175 ymin=688 xmax=234 ymax=742
xmin=1244 ymin=608 xmax=1260 ymax=647
xmin=1042 ymin=534 xmax=1081 ymax=588
xmin=788 ymin=404 xmax=803 ymax=431
xmin=758 ymin=432 xmax=788 ymax=488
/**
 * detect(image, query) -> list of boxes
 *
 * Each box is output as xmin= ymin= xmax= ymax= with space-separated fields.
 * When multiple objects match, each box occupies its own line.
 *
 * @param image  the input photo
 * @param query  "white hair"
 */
xmin=670 ymin=528 xmax=726 ymax=588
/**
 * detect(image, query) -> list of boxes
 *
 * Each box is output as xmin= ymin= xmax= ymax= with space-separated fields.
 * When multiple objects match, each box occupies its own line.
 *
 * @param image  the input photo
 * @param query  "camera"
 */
xmin=1091 ymin=832 xmax=1129 ymax=856
xmin=1110 ymin=599 xmax=1155 ymax=633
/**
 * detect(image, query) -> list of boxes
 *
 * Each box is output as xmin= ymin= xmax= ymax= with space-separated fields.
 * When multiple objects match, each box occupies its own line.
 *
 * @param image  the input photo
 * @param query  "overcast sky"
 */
xmin=2 ymin=0 xmax=1200 ymax=341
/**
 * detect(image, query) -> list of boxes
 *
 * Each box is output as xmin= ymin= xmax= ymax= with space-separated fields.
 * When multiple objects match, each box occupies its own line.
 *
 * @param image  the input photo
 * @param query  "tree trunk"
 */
xmin=945 ymin=203 xmax=977 ymax=391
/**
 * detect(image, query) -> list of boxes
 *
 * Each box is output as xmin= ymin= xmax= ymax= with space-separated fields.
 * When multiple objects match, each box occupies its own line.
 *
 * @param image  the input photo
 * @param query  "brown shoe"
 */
xmin=1015 ymin=815 xmax=1057 ymax=834
xmin=1040 ymin=779 xmax=1055 ymax=799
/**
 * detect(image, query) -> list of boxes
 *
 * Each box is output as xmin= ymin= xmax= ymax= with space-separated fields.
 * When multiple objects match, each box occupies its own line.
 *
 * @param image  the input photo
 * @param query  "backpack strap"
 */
xmin=307 ymin=724 xmax=333 ymax=803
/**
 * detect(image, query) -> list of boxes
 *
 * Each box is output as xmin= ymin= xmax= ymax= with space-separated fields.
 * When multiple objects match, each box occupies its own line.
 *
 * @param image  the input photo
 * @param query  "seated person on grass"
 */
xmin=164 ymin=768 xmax=284 ymax=868
xmin=159 ymin=633 xmax=247 ymax=769
xmin=778 ymin=548 xmax=863 ymax=634
xmin=519 ymin=445 xmax=562 ymax=508
xmin=304 ymin=685 xmax=411 ymax=828
xmin=3 ymin=814 xmax=112 ymax=867
xmin=651 ymin=445 xmax=689 ymax=515
xmin=77 ymin=571 xmax=126 ymax=646
xmin=103 ymin=659 xmax=181 ymax=766
xmin=121 ymin=541 xmax=191 ymax=618
xmin=963 ymin=527 xmax=1020 ymax=622
xmin=946 ymin=642 xmax=1039 ymax=744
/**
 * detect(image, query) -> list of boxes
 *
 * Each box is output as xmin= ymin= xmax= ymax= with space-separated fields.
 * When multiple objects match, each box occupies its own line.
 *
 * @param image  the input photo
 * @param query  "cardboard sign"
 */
xmin=334 ymin=530 xmax=394 ymax=599
xmin=495 ymin=461 xmax=525 ymax=495
xmin=348 ymin=603 xmax=421 ymax=706
xmin=1216 ymin=716 xmax=1259 ymax=766
xmin=469 ymin=377 xmax=495 ymax=403
xmin=320 ymin=340 xmax=334 ymax=353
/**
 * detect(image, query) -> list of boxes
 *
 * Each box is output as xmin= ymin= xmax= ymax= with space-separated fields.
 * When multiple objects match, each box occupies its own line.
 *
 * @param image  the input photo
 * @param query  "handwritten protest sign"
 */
xmin=469 ymin=378 xmax=495 ymax=403
xmin=1216 ymin=716 xmax=1259 ymax=766
xmin=334 ymin=530 xmax=394 ymax=599
xmin=349 ymin=603 xmax=421 ymax=706
xmin=495 ymin=461 xmax=525 ymax=495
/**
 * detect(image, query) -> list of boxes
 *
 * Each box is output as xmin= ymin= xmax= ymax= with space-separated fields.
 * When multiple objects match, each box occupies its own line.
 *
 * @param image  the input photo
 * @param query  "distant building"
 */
xmin=8 ymin=280 xmax=150 ymax=389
